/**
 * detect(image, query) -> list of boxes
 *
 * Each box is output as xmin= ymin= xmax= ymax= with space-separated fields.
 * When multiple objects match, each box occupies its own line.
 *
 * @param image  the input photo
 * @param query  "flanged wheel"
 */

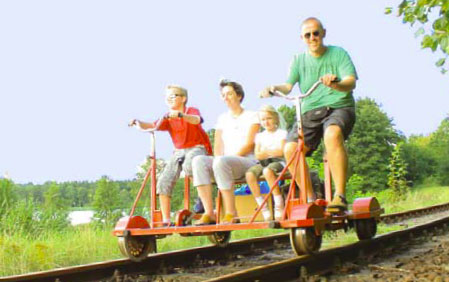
xmin=355 ymin=218 xmax=377 ymax=240
xmin=289 ymin=227 xmax=322 ymax=256
xmin=208 ymin=231 xmax=231 ymax=247
xmin=118 ymin=235 xmax=156 ymax=262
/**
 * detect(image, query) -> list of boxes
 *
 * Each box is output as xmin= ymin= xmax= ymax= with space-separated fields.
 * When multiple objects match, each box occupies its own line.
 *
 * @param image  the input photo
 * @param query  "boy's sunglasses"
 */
xmin=166 ymin=94 xmax=184 ymax=99
xmin=304 ymin=30 xmax=320 ymax=39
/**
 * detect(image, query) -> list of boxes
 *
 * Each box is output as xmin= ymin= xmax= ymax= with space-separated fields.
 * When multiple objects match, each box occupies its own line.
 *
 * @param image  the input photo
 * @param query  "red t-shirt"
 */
xmin=157 ymin=107 xmax=212 ymax=155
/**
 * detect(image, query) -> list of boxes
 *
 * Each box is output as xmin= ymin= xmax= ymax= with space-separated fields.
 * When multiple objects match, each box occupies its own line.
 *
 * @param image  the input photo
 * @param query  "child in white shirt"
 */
xmin=245 ymin=105 xmax=287 ymax=221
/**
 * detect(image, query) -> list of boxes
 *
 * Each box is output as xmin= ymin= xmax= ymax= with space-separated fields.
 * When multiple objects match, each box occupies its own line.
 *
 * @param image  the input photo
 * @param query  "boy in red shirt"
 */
xmin=131 ymin=85 xmax=211 ymax=225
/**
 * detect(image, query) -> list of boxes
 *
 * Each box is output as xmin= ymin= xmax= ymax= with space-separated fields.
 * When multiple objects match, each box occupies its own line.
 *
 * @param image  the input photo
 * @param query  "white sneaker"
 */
xmin=274 ymin=207 xmax=284 ymax=221
xmin=261 ymin=208 xmax=271 ymax=221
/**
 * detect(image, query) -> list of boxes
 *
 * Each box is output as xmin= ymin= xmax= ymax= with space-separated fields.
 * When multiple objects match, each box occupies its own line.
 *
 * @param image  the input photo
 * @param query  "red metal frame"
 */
xmin=113 ymin=129 xmax=383 ymax=238
xmin=115 ymin=92 xmax=383 ymax=239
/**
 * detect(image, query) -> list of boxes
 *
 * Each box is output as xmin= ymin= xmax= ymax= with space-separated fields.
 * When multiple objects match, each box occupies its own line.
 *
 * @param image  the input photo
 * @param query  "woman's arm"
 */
xmin=236 ymin=123 xmax=260 ymax=157
xmin=214 ymin=129 xmax=224 ymax=156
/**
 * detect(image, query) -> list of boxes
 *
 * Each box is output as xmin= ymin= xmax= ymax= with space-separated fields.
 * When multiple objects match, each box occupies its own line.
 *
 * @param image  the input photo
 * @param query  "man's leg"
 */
xmin=324 ymin=125 xmax=348 ymax=208
xmin=284 ymin=142 xmax=314 ymax=201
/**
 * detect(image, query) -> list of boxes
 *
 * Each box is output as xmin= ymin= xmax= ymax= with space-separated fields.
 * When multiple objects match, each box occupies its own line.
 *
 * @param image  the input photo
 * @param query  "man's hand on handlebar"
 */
xmin=259 ymin=86 xmax=275 ymax=98
xmin=320 ymin=74 xmax=339 ymax=89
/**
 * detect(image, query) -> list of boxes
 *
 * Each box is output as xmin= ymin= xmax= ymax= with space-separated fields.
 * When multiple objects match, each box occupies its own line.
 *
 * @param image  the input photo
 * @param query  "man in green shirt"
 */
xmin=260 ymin=17 xmax=357 ymax=211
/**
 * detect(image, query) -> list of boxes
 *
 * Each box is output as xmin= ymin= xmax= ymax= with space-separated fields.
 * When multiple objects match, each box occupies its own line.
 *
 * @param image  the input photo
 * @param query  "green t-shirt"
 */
xmin=286 ymin=45 xmax=357 ymax=114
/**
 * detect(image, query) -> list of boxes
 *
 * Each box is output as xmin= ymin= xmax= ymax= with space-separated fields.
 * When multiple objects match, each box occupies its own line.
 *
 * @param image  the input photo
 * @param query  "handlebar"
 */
xmin=267 ymin=77 xmax=340 ymax=101
xmin=128 ymin=116 xmax=166 ymax=133
xmin=269 ymin=80 xmax=323 ymax=101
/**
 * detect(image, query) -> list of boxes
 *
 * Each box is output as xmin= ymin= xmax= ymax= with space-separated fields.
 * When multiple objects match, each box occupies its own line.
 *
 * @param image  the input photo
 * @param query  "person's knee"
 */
xmin=212 ymin=156 xmax=229 ymax=172
xmin=262 ymin=167 xmax=274 ymax=177
xmin=324 ymin=125 xmax=344 ymax=148
xmin=192 ymin=155 xmax=207 ymax=169
xmin=245 ymin=171 xmax=257 ymax=182
xmin=284 ymin=142 xmax=297 ymax=157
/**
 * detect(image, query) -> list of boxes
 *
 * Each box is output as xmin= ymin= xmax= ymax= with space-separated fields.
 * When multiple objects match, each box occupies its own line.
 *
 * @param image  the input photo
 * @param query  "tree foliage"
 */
xmin=0 ymin=178 xmax=16 ymax=213
xmin=44 ymin=182 xmax=68 ymax=211
xmin=429 ymin=118 xmax=449 ymax=184
xmin=386 ymin=0 xmax=449 ymax=73
xmin=93 ymin=176 xmax=122 ymax=224
xmin=388 ymin=143 xmax=410 ymax=199
xmin=347 ymin=98 xmax=402 ymax=192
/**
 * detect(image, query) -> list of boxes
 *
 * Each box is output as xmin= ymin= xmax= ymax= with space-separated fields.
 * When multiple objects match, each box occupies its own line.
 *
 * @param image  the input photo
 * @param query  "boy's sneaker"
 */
xmin=327 ymin=195 xmax=348 ymax=212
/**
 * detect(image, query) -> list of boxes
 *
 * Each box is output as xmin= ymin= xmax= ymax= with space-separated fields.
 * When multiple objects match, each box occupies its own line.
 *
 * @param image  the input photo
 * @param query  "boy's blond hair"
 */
xmin=166 ymin=85 xmax=188 ymax=104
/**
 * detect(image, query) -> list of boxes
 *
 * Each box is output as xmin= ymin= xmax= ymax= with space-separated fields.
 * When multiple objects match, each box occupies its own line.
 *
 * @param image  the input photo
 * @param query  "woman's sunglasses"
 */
xmin=304 ymin=30 xmax=320 ymax=39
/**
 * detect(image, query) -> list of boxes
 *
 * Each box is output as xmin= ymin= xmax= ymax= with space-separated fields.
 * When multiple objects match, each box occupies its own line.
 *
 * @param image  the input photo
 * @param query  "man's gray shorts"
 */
xmin=157 ymin=146 xmax=207 ymax=196
xmin=287 ymin=106 xmax=356 ymax=155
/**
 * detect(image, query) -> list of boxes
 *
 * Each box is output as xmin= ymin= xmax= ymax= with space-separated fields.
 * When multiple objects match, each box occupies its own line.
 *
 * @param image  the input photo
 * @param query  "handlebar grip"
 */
xmin=331 ymin=78 xmax=340 ymax=83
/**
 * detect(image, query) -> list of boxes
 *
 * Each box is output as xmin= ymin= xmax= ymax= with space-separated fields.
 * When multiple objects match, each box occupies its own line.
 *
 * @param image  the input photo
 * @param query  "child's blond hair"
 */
xmin=166 ymin=85 xmax=188 ymax=104
xmin=259 ymin=105 xmax=280 ymax=127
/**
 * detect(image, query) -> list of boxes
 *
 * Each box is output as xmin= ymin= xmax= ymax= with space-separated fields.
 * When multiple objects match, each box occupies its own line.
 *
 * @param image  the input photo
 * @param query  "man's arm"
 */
xmin=259 ymin=83 xmax=294 ymax=98
xmin=320 ymin=74 xmax=356 ymax=92
xmin=236 ymin=123 xmax=261 ymax=157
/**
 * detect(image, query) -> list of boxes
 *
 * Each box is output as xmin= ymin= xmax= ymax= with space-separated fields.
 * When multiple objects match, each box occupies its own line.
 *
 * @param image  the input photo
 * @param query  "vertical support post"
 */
xmin=184 ymin=177 xmax=190 ymax=210
xmin=216 ymin=190 xmax=222 ymax=224
xmin=150 ymin=132 xmax=157 ymax=228
xmin=323 ymin=154 xmax=332 ymax=202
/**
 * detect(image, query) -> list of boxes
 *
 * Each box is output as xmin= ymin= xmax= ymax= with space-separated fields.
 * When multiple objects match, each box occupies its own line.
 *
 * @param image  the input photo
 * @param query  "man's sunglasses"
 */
xmin=304 ymin=30 xmax=320 ymax=39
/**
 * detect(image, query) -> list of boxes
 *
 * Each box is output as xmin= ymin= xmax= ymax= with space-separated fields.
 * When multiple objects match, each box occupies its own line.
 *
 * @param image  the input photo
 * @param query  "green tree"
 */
xmin=429 ymin=118 xmax=449 ymax=184
xmin=93 ymin=176 xmax=121 ymax=224
xmin=44 ymin=182 xmax=68 ymax=210
xmin=207 ymin=129 xmax=216 ymax=149
xmin=0 ymin=178 xmax=15 ymax=213
xmin=347 ymin=98 xmax=401 ymax=192
xmin=277 ymin=104 xmax=297 ymax=131
xmin=136 ymin=157 xmax=166 ymax=181
xmin=402 ymin=134 xmax=437 ymax=185
xmin=388 ymin=143 xmax=410 ymax=199
xmin=386 ymin=1 xmax=449 ymax=73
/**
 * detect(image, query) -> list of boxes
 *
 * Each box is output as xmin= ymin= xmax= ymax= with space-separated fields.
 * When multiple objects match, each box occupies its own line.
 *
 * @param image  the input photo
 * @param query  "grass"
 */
xmin=1 ymin=185 xmax=448 ymax=277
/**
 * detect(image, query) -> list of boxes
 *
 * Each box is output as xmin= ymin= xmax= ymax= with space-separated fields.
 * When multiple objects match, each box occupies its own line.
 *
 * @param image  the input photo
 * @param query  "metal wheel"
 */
xmin=289 ymin=227 xmax=322 ymax=256
xmin=208 ymin=231 xmax=231 ymax=247
xmin=118 ymin=235 xmax=156 ymax=262
xmin=355 ymin=218 xmax=377 ymax=240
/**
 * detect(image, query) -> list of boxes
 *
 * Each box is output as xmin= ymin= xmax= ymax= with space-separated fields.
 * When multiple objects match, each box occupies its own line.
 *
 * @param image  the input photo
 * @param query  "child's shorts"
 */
xmin=247 ymin=158 xmax=284 ymax=179
xmin=156 ymin=146 xmax=207 ymax=196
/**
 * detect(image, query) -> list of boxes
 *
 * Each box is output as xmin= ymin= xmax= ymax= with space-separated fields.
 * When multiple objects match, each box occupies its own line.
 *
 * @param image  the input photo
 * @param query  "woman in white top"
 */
xmin=245 ymin=105 xmax=287 ymax=221
xmin=192 ymin=79 xmax=260 ymax=224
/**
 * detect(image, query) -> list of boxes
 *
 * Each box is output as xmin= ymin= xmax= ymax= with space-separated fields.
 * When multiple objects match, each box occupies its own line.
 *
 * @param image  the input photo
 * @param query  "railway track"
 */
xmin=2 ymin=202 xmax=449 ymax=282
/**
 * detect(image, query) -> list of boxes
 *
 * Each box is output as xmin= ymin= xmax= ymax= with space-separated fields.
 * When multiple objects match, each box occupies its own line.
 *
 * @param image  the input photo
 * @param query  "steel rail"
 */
xmin=206 ymin=215 xmax=449 ymax=281
xmin=1 ymin=202 xmax=449 ymax=282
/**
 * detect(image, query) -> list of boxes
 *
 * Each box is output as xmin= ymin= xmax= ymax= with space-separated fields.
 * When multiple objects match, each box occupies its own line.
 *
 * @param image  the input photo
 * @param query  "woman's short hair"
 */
xmin=259 ymin=104 xmax=280 ymax=127
xmin=219 ymin=79 xmax=245 ymax=102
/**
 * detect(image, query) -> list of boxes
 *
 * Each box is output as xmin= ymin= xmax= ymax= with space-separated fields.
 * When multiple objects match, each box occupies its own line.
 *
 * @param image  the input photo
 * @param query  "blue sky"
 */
xmin=1 ymin=0 xmax=448 ymax=184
